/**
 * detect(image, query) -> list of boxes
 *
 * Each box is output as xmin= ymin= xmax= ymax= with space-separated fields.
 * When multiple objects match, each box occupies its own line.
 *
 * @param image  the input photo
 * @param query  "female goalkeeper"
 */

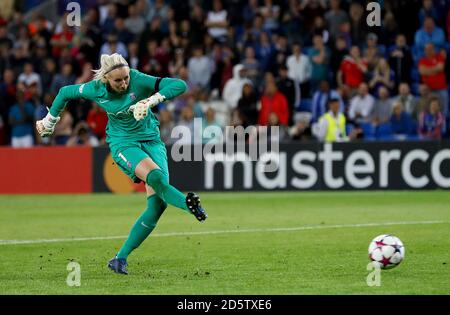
xmin=36 ymin=53 xmax=207 ymax=275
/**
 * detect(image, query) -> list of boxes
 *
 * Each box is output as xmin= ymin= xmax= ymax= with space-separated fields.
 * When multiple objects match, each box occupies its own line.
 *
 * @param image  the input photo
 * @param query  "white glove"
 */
xmin=36 ymin=108 xmax=61 ymax=137
xmin=129 ymin=93 xmax=166 ymax=121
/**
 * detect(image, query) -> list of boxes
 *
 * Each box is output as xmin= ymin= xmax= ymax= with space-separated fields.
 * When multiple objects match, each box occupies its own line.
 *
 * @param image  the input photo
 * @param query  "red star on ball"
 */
xmin=380 ymin=256 xmax=391 ymax=266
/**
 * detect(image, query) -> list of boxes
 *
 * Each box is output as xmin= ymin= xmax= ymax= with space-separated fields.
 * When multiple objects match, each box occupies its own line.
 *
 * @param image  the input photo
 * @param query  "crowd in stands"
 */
xmin=1 ymin=0 xmax=450 ymax=148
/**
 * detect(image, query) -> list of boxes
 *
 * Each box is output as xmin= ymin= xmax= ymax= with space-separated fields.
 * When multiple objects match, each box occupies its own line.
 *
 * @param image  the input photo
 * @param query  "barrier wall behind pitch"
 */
xmin=0 ymin=141 xmax=449 ymax=194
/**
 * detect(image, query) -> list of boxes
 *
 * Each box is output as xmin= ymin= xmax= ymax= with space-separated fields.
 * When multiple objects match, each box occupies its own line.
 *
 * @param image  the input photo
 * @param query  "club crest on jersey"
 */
xmin=129 ymin=93 xmax=136 ymax=101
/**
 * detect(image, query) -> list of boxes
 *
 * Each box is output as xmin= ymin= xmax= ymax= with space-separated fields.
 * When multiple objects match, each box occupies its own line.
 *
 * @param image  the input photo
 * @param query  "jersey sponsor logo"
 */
xmin=79 ymin=84 xmax=85 ymax=94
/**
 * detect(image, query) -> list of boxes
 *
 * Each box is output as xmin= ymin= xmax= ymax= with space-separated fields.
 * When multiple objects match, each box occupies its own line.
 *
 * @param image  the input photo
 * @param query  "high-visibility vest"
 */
xmin=324 ymin=112 xmax=346 ymax=142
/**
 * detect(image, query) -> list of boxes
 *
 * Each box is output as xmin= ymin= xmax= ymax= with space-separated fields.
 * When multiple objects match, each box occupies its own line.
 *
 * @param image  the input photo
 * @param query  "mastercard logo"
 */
xmin=103 ymin=154 xmax=135 ymax=194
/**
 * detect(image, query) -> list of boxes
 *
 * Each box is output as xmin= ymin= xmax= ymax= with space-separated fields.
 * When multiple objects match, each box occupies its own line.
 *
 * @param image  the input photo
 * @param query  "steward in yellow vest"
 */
xmin=317 ymin=98 xmax=348 ymax=142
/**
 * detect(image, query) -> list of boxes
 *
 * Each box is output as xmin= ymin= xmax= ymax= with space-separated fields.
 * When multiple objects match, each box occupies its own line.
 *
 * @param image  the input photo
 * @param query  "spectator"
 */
xmin=265 ymin=112 xmax=290 ymax=142
xmin=40 ymin=59 xmax=57 ymax=92
xmin=241 ymin=46 xmax=261 ymax=87
xmin=255 ymin=31 xmax=275 ymax=73
xmin=177 ymin=106 xmax=201 ymax=144
xmin=390 ymin=101 xmax=414 ymax=138
xmin=100 ymin=33 xmax=128 ymax=59
xmin=363 ymin=33 xmax=382 ymax=72
xmin=223 ymin=64 xmax=252 ymax=109
xmin=140 ymin=40 xmax=166 ymax=76
xmin=308 ymin=34 xmax=330 ymax=92
xmin=146 ymin=0 xmax=170 ymax=25
xmin=205 ymin=0 xmax=228 ymax=42
xmin=0 ymin=115 xmax=5 ymax=145
xmin=0 ymin=23 xmax=14 ymax=53
xmin=286 ymin=42 xmax=312 ymax=101
xmin=8 ymin=91 xmax=35 ymax=148
xmin=416 ymin=83 xmax=436 ymax=120
xmin=87 ymin=103 xmax=108 ymax=143
xmin=258 ymin=81 xmax=289 ymax=126
xmin=276 ymin=65 xmax=296 ymax=126
xmin=330 ymin=36 xmax=349 ymax=83
xmin=76 ymin=62 xmax=94 ymax=84
xmin=52 ymin=108 xmax=73 ymax=145
xmin=414 ymin=16 xmax=445 ymax=58
xmin=389 ymin=34 xmax=413 ymax=88
xmin=311 ymin=80 xmax=344 ymax=123
xmin=114 ymin=18 xmax=134 ymax=46
xmin=310 ymin=16 xmax=330 ymax=45
xmin=159 ymin=108 xmax=175 ymax=144
xmin=18 ymin=62 xmax=42 ymax=98
xmin=314 ymin=98 xmax=348 ymax=142
xmin=202 ymin=107 xmax=222 ymax=144
xmin=381 ymin=10 xmax=399 ymax=46
xmin=0 ymin=69 xmax=17 ymax=127
xmin=325 ymin=0 xmax=349 ymax=43
xmin=447 ymin=9 xmax=450 ymax=43
xmin=139 ymin=16 xmax=165 ymax=52
xmin=66 ymin=121 xmax=99 ymax=147
xmin=418 ymin=43 xmax=448 ymax=116
xmin=348 ymin=83 xmax=375 ymax=124
xmin=187 ymin=46 xmax=214 ymax=91
xmin=337 ymin=46 xmax=368 ymax=95
xmin=125 ymin=4 xmax=146 ymax=37
xmin=289 ymin=114 xmax=312 ymax=141
xmin=418 ymin=0 xmax=440 ymax=31
xmin=394 ymin=83 xmax=418 ymax=119
xmin=50 ymin=18 xmax=74 ymax=59
xmin=348 ymin=2 xmax=368 ymax=47
xmin=259 ymin=0 xmax=281 ymax=32
xmin=371 ymin=86 xmax=393 ymax=126
xmin=242 ymin=0 xmax=259 ymax=24
xmin=237 ymin=82 xmax=258 ymax=127
xmin=368 ymin=58 xmax=395 ymax=94
xmin=50 ymin=63 xmax=76 ymax=94
xmin=418 ymin=97 xmax=445 ymax=140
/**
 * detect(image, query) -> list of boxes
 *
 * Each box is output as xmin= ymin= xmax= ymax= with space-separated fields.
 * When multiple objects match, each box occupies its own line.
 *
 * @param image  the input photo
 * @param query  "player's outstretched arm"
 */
xmin=36 ymin=83 xmax=93 ymax=137
xmin=130 ymin=73 xmax=187 ymax=121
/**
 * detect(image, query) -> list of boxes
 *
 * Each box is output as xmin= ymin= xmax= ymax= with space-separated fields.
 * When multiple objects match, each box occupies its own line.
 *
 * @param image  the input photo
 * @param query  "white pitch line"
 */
xmin=0 ymin=220 xmax=446 ymax=246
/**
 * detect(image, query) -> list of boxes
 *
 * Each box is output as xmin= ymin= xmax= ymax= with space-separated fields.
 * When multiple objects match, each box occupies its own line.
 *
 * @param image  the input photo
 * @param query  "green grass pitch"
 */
xmin=0 ymin=191 xmax=449 ymax=294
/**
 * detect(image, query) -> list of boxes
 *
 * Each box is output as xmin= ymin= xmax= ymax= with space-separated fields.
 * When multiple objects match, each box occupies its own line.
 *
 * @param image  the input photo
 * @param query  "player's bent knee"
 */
xmin=146 ymin=168 xmax=169 ymax=191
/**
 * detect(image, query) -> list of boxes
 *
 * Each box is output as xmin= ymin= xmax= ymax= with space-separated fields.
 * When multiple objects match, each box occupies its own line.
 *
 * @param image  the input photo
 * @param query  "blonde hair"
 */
xmin=93 ymin=53 xmax=129 ymax=83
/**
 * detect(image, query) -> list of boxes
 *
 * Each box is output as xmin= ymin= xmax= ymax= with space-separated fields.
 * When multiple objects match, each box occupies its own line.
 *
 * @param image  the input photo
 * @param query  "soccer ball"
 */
xmin=368 ymin=234 xmax=405 ymax=269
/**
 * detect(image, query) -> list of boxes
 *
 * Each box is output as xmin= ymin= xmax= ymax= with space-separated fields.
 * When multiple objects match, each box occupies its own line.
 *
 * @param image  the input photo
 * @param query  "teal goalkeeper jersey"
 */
xmin=49 ymin=69 xmax=187 ymax=145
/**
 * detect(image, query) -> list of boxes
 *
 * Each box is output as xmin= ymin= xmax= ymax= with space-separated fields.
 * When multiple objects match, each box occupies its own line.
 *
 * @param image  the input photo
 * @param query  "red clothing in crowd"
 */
xmin=87 ymin=107 xmax=108 ymax=140
xmin=419 ymin=52 xmax=447 ymax=90
xmin=258 ymin=91 xmax=289 ymax=126
xmin=339 ymin=56 xmax=367 ymax=89
xmin=51 ymin=30 xmax=74 ymax=58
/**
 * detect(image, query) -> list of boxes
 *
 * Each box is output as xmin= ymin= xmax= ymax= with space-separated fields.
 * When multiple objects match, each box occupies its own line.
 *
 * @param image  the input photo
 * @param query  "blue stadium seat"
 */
xmin=411 ymin=68 xmax=420 ymax=83
xmin=298 ymin=98 xmax=312 ymax=112
xmin=346 ymin=123 xmax=355 ymax=136
xmin=360 ymin=122 xmax=376 ymax=140
xmin=409 ymin=120 xmax=418 ymax=135
xmin=376 ymin=123 xmax=393 ymax=140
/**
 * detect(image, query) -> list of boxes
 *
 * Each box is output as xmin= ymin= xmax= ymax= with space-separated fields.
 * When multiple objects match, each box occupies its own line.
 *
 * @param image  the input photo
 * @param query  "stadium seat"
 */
xmin=376 ymin=123 xmax=393 ymax=140
xmin=298 ymin=98 xmax=312 ymax=112
xmin=360 ymin=122 xmax=376 ymax=140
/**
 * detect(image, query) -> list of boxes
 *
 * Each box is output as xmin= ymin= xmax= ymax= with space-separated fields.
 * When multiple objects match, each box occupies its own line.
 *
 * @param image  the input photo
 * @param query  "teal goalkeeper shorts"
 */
xmin=109 ymin=139 xmax=169 ymax=183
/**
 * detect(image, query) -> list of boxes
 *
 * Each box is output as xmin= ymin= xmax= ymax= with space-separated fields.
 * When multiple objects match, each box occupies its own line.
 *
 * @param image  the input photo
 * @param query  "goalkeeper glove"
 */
xmin=129 ymin=93 xmax=166 ymax=121
xmin=36 ymin=107 xmax=60 ymax=137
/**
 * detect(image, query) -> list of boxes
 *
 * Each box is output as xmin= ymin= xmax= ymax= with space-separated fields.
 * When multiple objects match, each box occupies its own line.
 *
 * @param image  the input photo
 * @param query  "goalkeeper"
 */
xmin=36 ymin=53 xmax=207 ymax=275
